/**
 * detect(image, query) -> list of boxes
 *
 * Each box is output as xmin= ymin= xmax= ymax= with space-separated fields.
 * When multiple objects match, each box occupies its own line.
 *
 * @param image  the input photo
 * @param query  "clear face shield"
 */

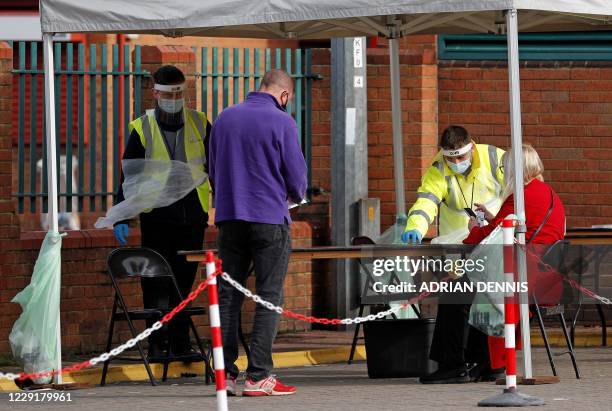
xmin=153 ymin=83 xmax=187 ymax=126
xmin=443 ymin=142 xmax=473 ymax=174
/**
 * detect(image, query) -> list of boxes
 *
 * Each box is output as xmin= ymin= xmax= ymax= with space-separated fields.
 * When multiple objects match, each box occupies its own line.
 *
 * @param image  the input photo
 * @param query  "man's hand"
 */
xmin=401 ymin=230 xmax=422 ymax=245
xmin=113 ymin=224 xmax=129 ymax=246
xmin=474 ymin=203 xmax=494 ymax=222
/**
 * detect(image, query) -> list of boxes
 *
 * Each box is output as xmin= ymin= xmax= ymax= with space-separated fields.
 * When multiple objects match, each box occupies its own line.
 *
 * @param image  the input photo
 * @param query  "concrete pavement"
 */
xmin=1 ymin=347 xmax=610 ymax=411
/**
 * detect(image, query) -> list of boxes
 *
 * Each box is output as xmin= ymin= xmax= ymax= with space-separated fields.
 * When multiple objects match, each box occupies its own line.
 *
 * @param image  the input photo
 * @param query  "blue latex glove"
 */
xmin=401 ymin=230 xmax=422 ymax=245
xmin=113 ymin=224 xmax=129 ymax=246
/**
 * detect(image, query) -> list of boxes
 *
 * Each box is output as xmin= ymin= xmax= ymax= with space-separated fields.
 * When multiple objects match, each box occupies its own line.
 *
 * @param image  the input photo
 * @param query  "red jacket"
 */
xmin=463 ymin=179 xmax=566 ymax=369
xmin=463 ymin=178 xmax=565 ymax=245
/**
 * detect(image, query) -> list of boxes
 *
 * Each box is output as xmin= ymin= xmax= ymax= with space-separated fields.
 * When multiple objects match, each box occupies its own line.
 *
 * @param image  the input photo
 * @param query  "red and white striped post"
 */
xmin=478 ymin=216 xmax=544 ymax=407
xmin=205 ymin=251 xmax=228 ymax=411
xmin=502 ymin=217 xmax=518 ymax=390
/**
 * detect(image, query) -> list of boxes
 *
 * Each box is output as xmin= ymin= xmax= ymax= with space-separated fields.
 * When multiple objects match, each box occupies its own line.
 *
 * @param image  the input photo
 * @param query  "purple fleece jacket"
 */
xmin=209 ymin=92 xmax=307 ymax=225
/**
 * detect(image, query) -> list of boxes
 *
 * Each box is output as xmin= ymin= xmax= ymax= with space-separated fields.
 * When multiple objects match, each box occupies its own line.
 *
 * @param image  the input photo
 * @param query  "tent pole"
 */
xmin=388 ymin=37 xmax=407 ymax=232
xmin=42 ymin=32 xmax=62 ymax=384
xmin=506 ymin=9 xmax=532 ymax=379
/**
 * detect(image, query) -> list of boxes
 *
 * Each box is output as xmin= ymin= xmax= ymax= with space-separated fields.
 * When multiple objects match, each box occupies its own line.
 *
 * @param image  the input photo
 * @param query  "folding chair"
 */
xmin=566 ymin=244 xmax=610 ymax=347
xmin=100 ymin=247 xmax=213 ymax=386
xmin=531 ymin=240 xmax=581 ymax=379
xmin=348 ymin=236 xmax=421 ymax=364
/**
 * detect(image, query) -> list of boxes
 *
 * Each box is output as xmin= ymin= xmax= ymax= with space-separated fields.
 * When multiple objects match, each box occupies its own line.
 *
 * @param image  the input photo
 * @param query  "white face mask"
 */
xmin=158 ymin=98 xmax=184 ymax=114
xmin=447 ymin=158 xmax=471 ymax=174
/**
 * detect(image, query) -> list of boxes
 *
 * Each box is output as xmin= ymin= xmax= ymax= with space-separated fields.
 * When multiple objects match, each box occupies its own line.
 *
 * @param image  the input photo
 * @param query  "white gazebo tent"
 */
xmin=39 ymin=0 xmax=612 ymax=385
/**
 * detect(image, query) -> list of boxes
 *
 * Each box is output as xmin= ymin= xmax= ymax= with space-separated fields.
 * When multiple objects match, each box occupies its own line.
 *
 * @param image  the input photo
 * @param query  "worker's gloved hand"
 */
xmin=401 ymin=230 xmax=422 ymax=245
xmin=113 ymin=224 xmax=129 ymax=246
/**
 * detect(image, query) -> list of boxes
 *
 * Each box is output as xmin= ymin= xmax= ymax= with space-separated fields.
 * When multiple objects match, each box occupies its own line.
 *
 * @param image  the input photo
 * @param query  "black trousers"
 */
xmin=217 ymin=221 xmax=291 ymax=381
xmin=140 ymin=216 xmax=206 ymax=351
xmin=429 ymin=277 xmax=490 ymax=367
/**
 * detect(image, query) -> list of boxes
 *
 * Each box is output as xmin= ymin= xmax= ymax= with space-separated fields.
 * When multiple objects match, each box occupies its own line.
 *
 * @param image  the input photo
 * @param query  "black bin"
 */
xmin=363 ymin=318 xmax=437 ymax=378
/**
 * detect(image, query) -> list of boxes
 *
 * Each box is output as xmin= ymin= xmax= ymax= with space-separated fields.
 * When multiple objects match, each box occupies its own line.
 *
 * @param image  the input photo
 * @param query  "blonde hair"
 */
xmin=502 ymin=144 xmax=544 ymax=200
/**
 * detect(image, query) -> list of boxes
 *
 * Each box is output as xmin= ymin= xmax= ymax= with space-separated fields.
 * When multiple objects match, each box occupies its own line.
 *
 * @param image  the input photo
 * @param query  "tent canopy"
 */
xmin=40 ymin=0 xmax=611 ymax=38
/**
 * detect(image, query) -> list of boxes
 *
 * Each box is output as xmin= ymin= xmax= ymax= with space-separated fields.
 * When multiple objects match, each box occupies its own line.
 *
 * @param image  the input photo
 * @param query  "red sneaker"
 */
xmin=226 ymin=376 xmax=238 ymax=396
xmin=243 ymin=375 xmax=297 ymax=396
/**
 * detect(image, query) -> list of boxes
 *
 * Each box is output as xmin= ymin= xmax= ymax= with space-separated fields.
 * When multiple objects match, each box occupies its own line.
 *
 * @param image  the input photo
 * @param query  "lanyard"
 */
xmin=455 ymin=175 xmax=475 ymax=209
xmin=160 ymin=127 xmax=183 ymax=160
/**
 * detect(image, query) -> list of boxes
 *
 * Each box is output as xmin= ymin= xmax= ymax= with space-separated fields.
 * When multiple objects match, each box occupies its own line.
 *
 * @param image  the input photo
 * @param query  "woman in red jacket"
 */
xmin=464 ymin=144 xmax=566 ymax=373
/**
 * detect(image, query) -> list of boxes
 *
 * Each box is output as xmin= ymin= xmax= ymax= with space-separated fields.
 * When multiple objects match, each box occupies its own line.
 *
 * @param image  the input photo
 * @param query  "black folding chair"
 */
xmin=565 ymin=244 xmax=610 ymax=347
xmin=348 ymin=236 xmax=421 ymax=364
xmin=100 ymin=247 xmax=213 ymax=386
xmin=531 ymin=240 xmax=581 ymax=379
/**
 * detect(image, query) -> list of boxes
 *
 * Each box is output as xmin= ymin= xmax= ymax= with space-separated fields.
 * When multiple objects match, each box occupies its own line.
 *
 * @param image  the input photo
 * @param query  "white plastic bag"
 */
xmin=95 ymin=159 xmax=207 ymax=228
xmin=466 ymin=226 xmax=505 ymax=337
xmin=430 ymin=227 xmax=469 ymax=245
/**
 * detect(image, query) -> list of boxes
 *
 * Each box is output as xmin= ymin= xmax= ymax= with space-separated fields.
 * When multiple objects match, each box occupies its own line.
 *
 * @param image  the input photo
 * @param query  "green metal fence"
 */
xmin=13 ymin=43 xmax=318 ymax=216
xmin=12 ymin=41 xmax=148 ymax=214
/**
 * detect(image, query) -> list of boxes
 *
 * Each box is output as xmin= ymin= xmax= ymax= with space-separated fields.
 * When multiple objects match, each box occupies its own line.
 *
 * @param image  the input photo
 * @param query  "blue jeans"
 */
xmin=217 ymin=221 xmax=291 ymax=381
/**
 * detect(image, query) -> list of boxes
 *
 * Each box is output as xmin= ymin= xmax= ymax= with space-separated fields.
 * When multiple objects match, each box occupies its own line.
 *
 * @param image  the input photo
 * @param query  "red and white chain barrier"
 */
xmin=502 ymin=218 xmax=518 ymax=390
xmin=205 ymin=252 xmax=228 ymax=411
xmin=219 ymin=271 xmax=445 ymax=326
xmin=0 ymin=264 xmax=223 ymax=383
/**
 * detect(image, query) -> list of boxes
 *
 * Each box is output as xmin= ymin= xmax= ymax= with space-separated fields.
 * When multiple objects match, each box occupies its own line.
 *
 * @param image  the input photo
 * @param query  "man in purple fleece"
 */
xmin=209 ymin=69 xmax=307 ymax=397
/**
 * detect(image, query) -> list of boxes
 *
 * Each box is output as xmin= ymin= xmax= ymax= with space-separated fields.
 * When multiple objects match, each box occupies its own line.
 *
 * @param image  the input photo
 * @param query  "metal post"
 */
xmin=205 ymin=252 xmax=228 ymax=411
xmin=331 ymin=37 xmax=368 ymax=318
xmin=506 ymin=8 xmax=533 ymax=379
xmin=42 ymin=33 xmax=62 ymax=384
xmin=388 ymin=37 xmax=407 ymax=234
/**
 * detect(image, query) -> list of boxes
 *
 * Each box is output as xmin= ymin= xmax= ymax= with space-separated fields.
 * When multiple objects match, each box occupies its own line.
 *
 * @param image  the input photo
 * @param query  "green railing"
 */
xmin=13 ymin=43 xmax=318 ymax=215
xmin=12 ymin=41 xmax=148 ymax=214
xmin=439 ymin=31 xmax=612 ymax=61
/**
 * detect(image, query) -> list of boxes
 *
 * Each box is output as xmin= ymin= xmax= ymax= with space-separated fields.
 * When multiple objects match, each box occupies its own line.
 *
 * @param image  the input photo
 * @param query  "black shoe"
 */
xmin=470 ymin=364 xmax=505 ymax=382
xmin=419 ymin=365 xmax=470 ymax=384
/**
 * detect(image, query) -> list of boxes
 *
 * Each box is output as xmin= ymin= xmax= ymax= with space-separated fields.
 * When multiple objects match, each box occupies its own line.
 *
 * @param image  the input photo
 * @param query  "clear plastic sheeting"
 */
xmin=95 ymin=159 xmax=207 ymax=228
xmin=9 ymin=232 xmax=63 ymax=384
xmin=376 ymin=222 xmax=419 ymax=319
xmin=430 ymin=227 xmax=470 ymax=245
xmin=466 ymin=226 xmax=505 ymax=337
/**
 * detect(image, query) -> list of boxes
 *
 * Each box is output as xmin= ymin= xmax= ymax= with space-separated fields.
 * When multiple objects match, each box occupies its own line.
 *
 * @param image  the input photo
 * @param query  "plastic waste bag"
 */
xmin=9 ymin=231 xmax=63 ymax=384
xmin=95 ymin=159 xmax=207 ymax=228
xmin=466 ymin=225 xmax=505 ymax=337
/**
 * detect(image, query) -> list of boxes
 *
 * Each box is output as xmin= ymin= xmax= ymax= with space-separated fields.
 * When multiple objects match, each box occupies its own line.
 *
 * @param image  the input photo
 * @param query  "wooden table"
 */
xmin=178 ymin=244 xmax=475 ymax=262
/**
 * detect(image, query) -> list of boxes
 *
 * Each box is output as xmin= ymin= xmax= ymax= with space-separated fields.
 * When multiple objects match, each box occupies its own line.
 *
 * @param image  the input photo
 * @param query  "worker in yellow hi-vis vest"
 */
xmin=406 ymin=125 xmax=506 ymax=385
xmin=402 ymin=125 xmax=505 ymax=244
xmin=113 ymin=65 xmax=211 ymax=361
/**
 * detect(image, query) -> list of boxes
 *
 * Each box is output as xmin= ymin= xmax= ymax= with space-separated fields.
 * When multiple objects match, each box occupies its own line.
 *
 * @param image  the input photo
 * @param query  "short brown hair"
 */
xmin=439 ymin=125 xmax=471 ymax=149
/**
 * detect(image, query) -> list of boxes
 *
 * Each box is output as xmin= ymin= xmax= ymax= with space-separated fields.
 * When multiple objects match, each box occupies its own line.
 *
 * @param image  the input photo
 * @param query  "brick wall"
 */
xmin=438 ymin=61 xmax=612 ymax=228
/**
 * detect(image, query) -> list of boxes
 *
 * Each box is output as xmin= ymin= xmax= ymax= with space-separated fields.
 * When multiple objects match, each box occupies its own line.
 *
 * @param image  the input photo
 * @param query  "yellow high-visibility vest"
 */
xmin=405 ymin=143 xmax=505 ymax=237
xmin=128 ymin=108 xmax=210 ymax=213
